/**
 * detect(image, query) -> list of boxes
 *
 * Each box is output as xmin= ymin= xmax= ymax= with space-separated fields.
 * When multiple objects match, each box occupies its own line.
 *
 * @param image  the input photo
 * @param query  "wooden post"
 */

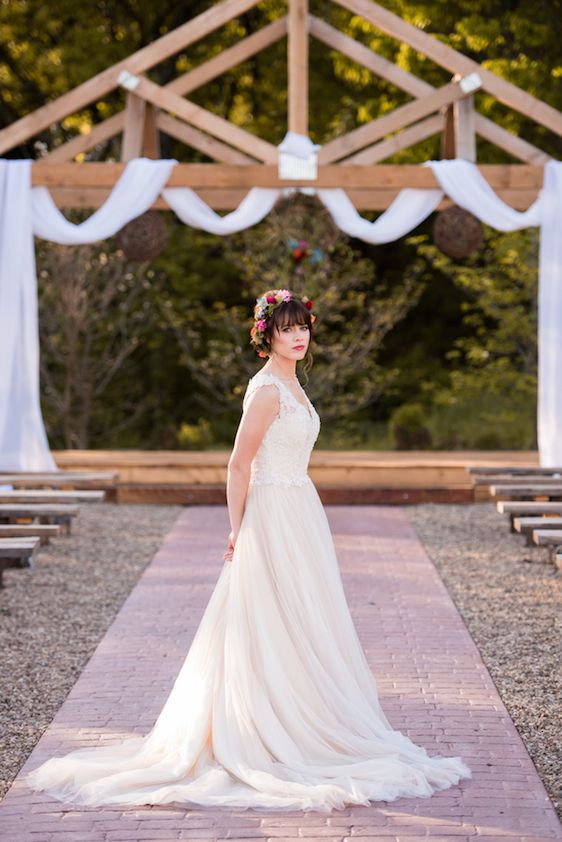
xmin=142 ymin=104 xmax=161 ymax=158
xmin=122 ymin=92 xmax=146 ymax=161
xmin=440 ymin=104 xmax=456 ymax=159
xmin=288 ymin=0 xmax=308 ymax=135
xmin=453 ymin=74 xmax=476 ymax=160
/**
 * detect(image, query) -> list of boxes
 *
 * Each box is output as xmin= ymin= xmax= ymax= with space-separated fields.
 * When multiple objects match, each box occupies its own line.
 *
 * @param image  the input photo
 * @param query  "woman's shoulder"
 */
xmin=244 ymin=370 xmax=281 ymax=405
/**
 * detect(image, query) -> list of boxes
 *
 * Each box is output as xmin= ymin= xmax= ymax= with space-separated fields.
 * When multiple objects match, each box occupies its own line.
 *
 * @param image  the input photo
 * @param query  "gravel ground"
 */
xmin=405 ymin=502 xmax=561 ymax=822
xmin=0 ymin=500 xmax=560 ymax=824
xmin=0 ymin=502 xmax=182 ymax=800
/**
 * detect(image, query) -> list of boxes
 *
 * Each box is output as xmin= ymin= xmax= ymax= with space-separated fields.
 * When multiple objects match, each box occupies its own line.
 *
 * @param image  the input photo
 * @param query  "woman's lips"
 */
xmin=293 ymin=345 xmax=305 ymax=350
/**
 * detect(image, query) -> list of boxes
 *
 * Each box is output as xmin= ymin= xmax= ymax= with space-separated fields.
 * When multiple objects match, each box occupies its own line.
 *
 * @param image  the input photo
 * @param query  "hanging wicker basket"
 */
xmin=433 ymin=205 xmax=483 ymax=259
xmin=116 ymin=211 xmax=168 ymax=262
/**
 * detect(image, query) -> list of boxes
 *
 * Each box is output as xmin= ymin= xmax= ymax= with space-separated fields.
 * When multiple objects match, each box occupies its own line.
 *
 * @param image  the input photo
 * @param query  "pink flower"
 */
xmin=257 ymin=319 xmax=267 ymax=330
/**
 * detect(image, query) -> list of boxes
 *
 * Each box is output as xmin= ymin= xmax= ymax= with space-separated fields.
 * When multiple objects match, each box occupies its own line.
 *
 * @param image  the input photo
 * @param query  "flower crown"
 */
xmin=249 ymin=288 xmax=316 ymax=358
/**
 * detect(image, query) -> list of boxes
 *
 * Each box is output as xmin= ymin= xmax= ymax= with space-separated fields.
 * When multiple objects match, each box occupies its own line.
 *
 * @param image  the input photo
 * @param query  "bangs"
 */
xmin=272 ymin=299 xmax=311 ymax=329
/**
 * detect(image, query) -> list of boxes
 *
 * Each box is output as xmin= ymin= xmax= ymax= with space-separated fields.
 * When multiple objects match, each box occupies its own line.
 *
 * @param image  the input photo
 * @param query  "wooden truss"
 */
xmin=0 ymin=0 xmax=560 ymax=211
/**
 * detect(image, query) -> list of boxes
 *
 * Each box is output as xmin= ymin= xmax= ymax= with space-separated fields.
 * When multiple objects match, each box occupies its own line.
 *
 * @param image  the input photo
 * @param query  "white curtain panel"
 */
xmin=0 ymin=160 xmax=56 ymax=470
xmin=0 ymin=152 xmax=560 ymax=470
xmin=537 ymin=162 xmax=562 ymax=466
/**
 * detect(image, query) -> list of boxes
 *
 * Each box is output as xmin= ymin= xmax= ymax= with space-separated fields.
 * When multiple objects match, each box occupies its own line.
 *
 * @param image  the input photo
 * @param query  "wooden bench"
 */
xmin=0 ymin=490 xmax=105 ymax=504
xmin=496 ymin=501 xmax=562 ymax=530
xmin=489 ymin=483 xmax=562 ymax=501
xmin=0 ymin=537 xmax=40 ymax=587
xmin=0 ymin=524 xmax=61 ymax=544
xmin=472 ymin=474 xmax=562 ymax=486
xmin=512 ymin=516 xmax=562 ymax=544
xmin=0 ymin=503 xmax=80 ymax=535
xmin=0 ymin=471 xmax=118 ymax=501
xmin=467 ymin=466 xmax=562 ymax=476
xmin=530 ymin=530 xmax=562 ymax=569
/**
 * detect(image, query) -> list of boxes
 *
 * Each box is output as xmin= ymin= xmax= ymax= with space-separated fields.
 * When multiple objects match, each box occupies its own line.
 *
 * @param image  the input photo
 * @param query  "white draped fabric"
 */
xmin=32 ymin=158 xmax=177 ymax=244
xmin=0 ymin=160 xmax=55 ymax=470
xmin=163 ymin=186 xmax=279 ymax=235
xmin=0 ymin=148 xmax=560 ymax=470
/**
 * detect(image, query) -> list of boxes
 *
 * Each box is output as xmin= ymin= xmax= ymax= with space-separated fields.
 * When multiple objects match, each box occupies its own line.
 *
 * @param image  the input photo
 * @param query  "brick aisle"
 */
xmin=1 ymin=505 xmax=560 ymax=842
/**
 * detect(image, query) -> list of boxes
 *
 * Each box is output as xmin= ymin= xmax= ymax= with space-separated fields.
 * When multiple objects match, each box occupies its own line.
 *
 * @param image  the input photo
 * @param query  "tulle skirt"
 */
xmin=26 ymin=479 xmax=472 ymax=810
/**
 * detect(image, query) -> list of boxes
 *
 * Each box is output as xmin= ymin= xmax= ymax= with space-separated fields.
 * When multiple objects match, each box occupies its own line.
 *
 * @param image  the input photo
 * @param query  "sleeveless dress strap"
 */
xmin=243 ymin=372 xmax=293 ymax=415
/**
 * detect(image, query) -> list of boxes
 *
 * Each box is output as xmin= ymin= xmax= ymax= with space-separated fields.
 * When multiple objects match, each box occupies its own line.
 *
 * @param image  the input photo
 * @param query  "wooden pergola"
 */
xmin=1 ymin=0 xmax=560 ymax=212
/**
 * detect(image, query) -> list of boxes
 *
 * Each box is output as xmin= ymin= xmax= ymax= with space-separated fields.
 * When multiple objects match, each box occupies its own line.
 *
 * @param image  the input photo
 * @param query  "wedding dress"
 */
xmin=26 ymin=370 xmax=472 ymax=811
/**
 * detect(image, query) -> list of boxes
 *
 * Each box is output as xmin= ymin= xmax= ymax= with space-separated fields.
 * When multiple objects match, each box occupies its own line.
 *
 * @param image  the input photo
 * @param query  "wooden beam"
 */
xmin=169 ymin=17 xmax=288 ymax=97
xmin=310 ymin=16 xmax=552 ymax=164
xmin=333 ymin=0 xmax=562 ymax=138
xmin=343 ymin=114 xmax=445 ymax=164
xmin=310 ymin=15 xmax=422 ymax=97
xmin=156 ymin=113 xmax=254 ymax=164
xmin=45 ymin=113 xmax=123 ymax=162
xmin=121 ymin=92 xmax=146 ymax=161
xmin=319 ymin=79 xmax=477 ymax=164
xmin=31 ymin=162 xmax=545 ymax=190
xmin=288 ymin=0 xmax=309 ymax=134
xmin=44 ymin=19 xmax=288 ymax=163
xmin=0 ymin=0 xmax=262 ymax=154
xmin=124 ymin=74 xmax=278 ymax=163
xmin=46 ymin=186 xmax=540 ymax=212
xmin=475 ymin=115 xmax=551 ymax=164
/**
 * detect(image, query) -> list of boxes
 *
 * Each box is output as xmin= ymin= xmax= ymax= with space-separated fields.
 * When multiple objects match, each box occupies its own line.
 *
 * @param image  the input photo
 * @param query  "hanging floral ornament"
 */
xmin=115 ymin=211 xmax=168 ymax=262
xmin=433 ymin=205 xmax=483 ymax=259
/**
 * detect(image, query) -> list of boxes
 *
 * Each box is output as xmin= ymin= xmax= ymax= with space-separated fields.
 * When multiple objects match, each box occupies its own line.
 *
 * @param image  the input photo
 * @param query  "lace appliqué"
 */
xmin=242 ymin=372 xmax=320 ymax=488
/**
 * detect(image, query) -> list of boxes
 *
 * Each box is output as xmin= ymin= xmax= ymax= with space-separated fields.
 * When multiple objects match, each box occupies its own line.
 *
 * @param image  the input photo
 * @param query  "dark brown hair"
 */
xmin=260 ymin=298 xmax=314 ymax=383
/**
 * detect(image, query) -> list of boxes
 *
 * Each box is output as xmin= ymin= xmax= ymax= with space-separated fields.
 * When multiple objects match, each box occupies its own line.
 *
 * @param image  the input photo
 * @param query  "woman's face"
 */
xmin=269 ymin=319 xmax=310 ymax=360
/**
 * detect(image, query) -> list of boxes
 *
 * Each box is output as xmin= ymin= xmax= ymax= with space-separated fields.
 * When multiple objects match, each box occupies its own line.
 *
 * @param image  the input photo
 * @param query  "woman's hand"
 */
xmin=223 ymin=530 xmax=237 ymax=562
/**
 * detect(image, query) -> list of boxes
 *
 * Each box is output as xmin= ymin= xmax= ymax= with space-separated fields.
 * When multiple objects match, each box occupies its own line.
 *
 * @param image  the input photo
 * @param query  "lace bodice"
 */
xmin=242 ymin=371 xmax=321 ymax=487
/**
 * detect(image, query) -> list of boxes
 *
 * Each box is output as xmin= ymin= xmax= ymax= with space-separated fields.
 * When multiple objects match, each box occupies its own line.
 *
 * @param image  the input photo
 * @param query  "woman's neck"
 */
xmin=263 ymin=360 xmax=297 ymax=380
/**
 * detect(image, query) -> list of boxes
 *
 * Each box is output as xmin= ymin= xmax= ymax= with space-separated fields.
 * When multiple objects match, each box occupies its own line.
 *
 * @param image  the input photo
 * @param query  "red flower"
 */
xmin=305 ymin=300 xmax=313 ymax=309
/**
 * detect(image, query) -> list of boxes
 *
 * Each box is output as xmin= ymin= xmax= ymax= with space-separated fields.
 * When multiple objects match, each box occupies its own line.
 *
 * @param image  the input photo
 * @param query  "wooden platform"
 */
xmin=51 ymin=450 xmax=541 ymax=504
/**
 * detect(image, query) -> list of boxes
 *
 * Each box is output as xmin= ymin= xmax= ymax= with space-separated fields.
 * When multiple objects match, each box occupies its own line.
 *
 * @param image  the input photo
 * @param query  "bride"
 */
xmin=26 ymin=288 xmax=472 ymax=811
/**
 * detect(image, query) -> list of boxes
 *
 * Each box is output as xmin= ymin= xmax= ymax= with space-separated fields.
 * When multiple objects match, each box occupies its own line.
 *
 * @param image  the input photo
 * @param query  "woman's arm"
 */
xmin=224 ymin=385 xmax=279 ymax=559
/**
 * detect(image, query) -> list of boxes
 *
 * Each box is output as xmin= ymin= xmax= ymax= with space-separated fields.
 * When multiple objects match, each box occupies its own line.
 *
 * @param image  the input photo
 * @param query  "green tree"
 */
xmin=417 ymin=227 xmax=539 ymax=449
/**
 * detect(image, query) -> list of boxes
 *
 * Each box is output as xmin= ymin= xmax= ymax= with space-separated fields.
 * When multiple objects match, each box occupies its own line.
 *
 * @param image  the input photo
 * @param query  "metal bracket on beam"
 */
xmin=118 ymin=70 xmax=141 ymax=92
xmin=459 ymin=72 xmax=482 ymax=95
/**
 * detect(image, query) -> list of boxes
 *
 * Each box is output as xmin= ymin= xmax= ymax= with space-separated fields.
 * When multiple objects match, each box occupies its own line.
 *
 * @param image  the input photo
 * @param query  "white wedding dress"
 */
xmin=26 ymin=370 xmax=472 ymax=811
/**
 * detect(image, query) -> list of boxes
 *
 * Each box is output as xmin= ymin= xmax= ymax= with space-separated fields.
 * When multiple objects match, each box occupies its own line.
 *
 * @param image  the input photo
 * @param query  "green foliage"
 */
xmin=416 ymin=227 xmax=539 ymax=449
xmin=389 ymin=403 xmax=432 ymax=449
xmin=177 ymin=418 xmax=214 ymax=450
